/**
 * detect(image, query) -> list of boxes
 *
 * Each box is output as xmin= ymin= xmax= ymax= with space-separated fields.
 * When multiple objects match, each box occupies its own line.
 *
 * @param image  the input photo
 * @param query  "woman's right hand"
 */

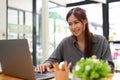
xmin=34 ymin=62 xmax=52 ymax=73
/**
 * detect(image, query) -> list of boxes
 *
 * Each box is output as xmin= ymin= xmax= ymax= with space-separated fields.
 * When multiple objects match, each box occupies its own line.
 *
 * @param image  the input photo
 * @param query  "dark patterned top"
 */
xmin=45 ymin=34 xmax=114 ymax=72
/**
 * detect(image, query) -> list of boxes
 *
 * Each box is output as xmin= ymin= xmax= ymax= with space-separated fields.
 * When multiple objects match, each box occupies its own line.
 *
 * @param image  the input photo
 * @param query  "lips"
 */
xmin=73 ymin=29 xmax=80 ymax=35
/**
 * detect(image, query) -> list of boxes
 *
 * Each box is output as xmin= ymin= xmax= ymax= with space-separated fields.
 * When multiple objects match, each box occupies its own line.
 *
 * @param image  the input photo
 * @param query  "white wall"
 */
xmin=8 ymin=0 xmax=32 ymax=11
xmin=0 ymin=0 xmax=6 ymax=39
xmin=49 ymin=0 xmax=66 ymax=6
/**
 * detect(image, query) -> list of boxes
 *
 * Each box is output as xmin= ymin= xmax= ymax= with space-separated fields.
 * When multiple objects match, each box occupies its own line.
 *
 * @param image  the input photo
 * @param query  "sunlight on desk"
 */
xmin=112 ymin=73 xmax=120 ymax=80
xmin=0 ymin=73 xmax=23 ymax=80
xmin=50 ymin=72 xmax=120 ymax=80
xmin=0 ymin=73 xmax=53 ymax=80
xmin=0 ymin=72 xmax=120 ymax=80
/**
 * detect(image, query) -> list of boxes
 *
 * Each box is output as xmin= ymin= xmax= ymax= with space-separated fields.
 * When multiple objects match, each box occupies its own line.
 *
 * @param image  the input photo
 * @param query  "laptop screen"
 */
xmin=0 ymin=39 xmax=35 ymax=80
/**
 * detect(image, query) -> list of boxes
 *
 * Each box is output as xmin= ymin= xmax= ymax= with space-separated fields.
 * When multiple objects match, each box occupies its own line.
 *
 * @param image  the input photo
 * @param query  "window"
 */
xmin=109 ymin=1 xmax=120 ymax=72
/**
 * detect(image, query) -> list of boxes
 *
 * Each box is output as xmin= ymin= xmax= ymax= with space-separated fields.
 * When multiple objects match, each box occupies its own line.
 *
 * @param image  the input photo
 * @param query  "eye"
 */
xmin=74 ymin=21 xmax=79 ymax=24
xmin=68 ymin=23 xmax=72 ymax=26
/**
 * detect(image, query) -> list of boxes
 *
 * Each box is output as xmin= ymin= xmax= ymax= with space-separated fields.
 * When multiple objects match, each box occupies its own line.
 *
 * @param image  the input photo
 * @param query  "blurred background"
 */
xmin=0 ymin=0 xmax=120 ymax=72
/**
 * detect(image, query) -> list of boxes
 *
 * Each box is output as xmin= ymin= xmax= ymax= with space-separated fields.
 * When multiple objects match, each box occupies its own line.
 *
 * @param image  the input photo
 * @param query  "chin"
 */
xmin=73 ymin=32 xmax=82 ymax=37
xmin=73 ymin=34 xmax=80 ymax=37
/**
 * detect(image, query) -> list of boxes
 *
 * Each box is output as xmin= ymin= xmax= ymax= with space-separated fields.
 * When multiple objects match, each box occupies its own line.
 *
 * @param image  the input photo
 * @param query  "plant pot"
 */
xmin=54 ymin=70 xmax=69 ymax=80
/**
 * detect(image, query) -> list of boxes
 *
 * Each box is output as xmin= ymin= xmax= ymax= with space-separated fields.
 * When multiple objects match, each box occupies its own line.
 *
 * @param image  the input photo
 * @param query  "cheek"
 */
xmin=69 ymin=27 xmax=72 ymax=32
xmin=78 ymin=23 xmax=85 ymax=30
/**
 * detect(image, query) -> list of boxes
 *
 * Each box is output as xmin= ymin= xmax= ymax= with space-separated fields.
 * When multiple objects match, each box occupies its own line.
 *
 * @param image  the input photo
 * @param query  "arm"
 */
xmin=101 ymin=37 xmax=114 ymax=73
xmin=45 ymin=39 xmax=64 ymax=66
xmin=35 ymin=38 xmax=65 ymax=73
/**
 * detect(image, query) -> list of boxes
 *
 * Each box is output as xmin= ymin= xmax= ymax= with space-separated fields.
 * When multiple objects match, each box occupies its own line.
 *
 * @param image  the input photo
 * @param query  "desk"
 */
xmin=0 ymin=73 xmax=23 ymax=80
xmin=0 ymin=72 xmax=120 ymax=80
xmin=0 ymin=73 xmax=54 ymax=80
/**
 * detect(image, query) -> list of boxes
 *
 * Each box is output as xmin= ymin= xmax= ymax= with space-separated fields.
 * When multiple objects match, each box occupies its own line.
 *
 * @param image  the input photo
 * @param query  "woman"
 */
xmin=35 ymin=7 xmax=114 ymax=73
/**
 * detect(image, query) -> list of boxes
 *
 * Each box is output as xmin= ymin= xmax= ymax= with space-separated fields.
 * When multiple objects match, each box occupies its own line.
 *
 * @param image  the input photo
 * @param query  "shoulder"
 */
xmin=58 ymin=35 xmax=75 ymax=47
xmin=92 ymin=34 xmax=108 ymax=44
xmin=56 ymin=36 xmax=73 ymax=48
xmin=60 ymin=36 xmax=72 ymax=43
xmin=94 ymin=34 xmax=106 ymax=39
xmin=93 ymin=34 xmax=106 ymax=42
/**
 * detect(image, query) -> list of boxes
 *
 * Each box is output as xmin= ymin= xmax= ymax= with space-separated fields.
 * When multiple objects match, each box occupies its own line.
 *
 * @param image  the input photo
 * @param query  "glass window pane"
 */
xmin=109 ymin=1 xmax=120 ymax=72
xmin=109 ymin=2 xmax=120 ymax=41
xmin=19 ymin=11 xmax=24 ymax=25
xmin=37 ymin=0 xmax=42 ymax=13
xmin=8 ymin=9 xmax=18 ymax=24
xmin=35 ymin=0 xmax=43 ymax=64
xmin=78 ymin=4 xmax=103 ymax=35
xmin=8 ymin=9 xmax=18 ymax=39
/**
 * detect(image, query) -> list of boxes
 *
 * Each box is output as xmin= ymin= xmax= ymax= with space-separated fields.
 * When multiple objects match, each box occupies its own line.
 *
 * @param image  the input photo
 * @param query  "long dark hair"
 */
xmin=66 ymin=7 xmax=93 ymax=58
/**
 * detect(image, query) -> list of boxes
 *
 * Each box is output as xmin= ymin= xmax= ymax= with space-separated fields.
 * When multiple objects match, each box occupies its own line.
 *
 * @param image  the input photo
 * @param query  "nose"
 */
xmin=70 ymin=24 xmax=76 ymax=29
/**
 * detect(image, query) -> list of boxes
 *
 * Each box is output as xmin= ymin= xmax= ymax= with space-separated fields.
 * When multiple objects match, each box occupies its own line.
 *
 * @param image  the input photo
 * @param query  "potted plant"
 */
xmin=72 ymin=55 xmax=112 ymax=80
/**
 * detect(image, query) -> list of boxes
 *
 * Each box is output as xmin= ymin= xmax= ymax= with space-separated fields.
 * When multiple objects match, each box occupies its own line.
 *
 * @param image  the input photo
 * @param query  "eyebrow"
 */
xmin=68 ymin=19 xmax=79 ymax=23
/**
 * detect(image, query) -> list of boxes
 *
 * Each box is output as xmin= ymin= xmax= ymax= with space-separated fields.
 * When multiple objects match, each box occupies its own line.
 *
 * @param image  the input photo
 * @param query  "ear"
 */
xmin=83 ymin=18 xmax=88 ymax=24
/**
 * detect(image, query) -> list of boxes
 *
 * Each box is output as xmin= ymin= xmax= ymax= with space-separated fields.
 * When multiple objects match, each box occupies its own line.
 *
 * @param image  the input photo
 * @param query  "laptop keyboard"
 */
xmin=35 ymin=72 xmax=54 ymax=80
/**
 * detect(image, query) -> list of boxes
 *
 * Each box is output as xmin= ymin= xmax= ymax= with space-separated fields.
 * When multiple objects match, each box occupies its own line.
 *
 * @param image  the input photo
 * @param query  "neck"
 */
xmin=77 ymin=34 xmax=85 ymax=43
xmin=76 ymin=34 xmax=85 ymax=53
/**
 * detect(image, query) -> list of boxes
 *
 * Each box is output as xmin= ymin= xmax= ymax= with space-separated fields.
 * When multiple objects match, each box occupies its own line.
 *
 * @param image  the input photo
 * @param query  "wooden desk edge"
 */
xmin=0 ymin=73 xmax=23 ymax=80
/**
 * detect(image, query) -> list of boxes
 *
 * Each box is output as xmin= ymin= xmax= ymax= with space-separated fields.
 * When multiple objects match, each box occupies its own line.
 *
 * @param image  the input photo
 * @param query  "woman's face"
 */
xmin=68 ymin=14 xmax=85 ymax=37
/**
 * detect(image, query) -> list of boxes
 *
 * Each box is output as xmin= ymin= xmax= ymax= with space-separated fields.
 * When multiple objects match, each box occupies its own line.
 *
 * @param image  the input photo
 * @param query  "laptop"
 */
xmin=0 ymin=39 xmax=54 ymax=80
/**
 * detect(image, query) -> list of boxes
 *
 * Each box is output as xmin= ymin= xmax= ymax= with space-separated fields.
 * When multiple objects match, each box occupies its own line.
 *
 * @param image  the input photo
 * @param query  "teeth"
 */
xmin=75 ymin=30 xmax=79 ymax=33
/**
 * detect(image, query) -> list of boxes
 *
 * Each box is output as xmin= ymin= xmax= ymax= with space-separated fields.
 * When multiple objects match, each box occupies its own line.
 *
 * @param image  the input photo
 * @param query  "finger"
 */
xmin=46 ymin=67 xmax=50 ymax=72
xmin=39 ymin=64 xmax=45 ymax=73
xmin=45 ymin=63 xmax=52 ymax=72
xmin=68 ymin=62 xmax=72 ymax=69
xmin=41 ymin=64 xmax=46 ymax=73
xmin=49 ymin=68 xmax=54 ymax=72
xmin=53 ymin=62 xmax=59 ymax=71
xmin=38 ymin=65 xmax=43 ymax=73
xmin=34 ymin=67 xmax=39 ymax=72
xmin=45 ymin=63 xmax=51 ymax=68
xmin=61 ymin=62 xmax=65 ymax=71
xmin=35 ymin=65 xmax=41 ymax=72
xmin=64 ymin=61 xmax=67 ymax=70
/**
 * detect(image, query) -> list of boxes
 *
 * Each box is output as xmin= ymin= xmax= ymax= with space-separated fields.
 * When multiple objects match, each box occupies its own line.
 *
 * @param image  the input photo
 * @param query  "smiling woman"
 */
xmin=35 ymin=7 xmax=114 ymax=75
xmin=66 ymin=7 xmax=93 ymax=57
